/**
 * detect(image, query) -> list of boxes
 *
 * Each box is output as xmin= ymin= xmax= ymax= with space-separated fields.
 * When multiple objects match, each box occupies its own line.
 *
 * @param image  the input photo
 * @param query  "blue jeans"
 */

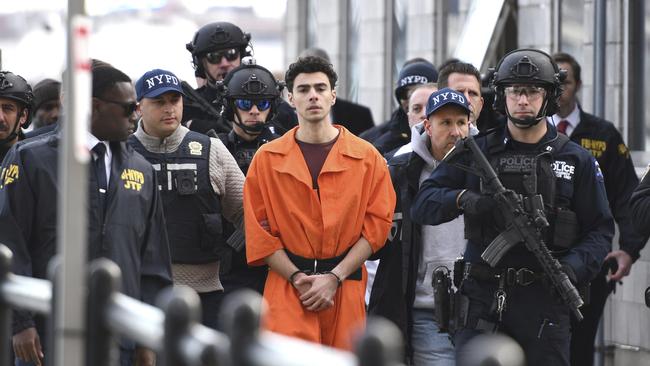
xmin=410 ymin=308 xmax=455 ymax=366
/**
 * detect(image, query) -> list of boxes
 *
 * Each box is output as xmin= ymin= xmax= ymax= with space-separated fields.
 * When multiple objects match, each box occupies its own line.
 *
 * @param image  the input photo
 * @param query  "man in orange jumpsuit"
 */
xmin=244 ymin=56 xmax=395 ymax=350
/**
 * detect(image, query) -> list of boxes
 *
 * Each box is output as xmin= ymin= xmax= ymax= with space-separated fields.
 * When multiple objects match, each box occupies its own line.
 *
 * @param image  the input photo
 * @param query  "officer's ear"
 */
xmin=18 ymin=108 xmax=29 ymax=127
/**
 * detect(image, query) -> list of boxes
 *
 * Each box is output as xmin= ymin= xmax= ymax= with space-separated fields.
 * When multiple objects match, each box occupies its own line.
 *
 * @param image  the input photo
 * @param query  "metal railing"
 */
xmin=0 ymin=244 xmax=404 ymax=366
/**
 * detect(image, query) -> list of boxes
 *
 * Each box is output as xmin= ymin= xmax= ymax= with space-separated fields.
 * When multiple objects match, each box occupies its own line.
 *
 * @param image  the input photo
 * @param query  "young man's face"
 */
xmin=504 ymin=84 xmax=547 ymax=123
xmin=407 ymin=87 xmax=437 ymax=128
xmin=446 ymin=72 xmax=484 ymax=123
xmin=201 ymin=48 xmax=241 ymax=81
xmin=556 ymin=61 xmax=580 ymax=112
xmin=138 ymin=92 xmax=183 ymax=139
xmin=424 ymin=105 xmax=469 ymax=161
xmin=91 ymin=82 xmax=137 ymax=142
xmin=288 ymin=72 xmax=336 ymax=125
xmin=0 ymin=97 xmax=27 ymax=141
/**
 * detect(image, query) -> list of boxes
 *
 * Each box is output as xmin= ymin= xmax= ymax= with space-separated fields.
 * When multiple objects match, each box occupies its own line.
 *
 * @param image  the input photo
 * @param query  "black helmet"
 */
xmin=186 ymin=22 xmax=251 ymax=77
xmin=0 ymin=71 xmax=33 ymax=129
xmin=491 ymin=48 xmax=565 ymax=126
xmin=219 ymin=58 xmax=282 ymax=134
xmin=394 ymin=62 xmax=438 ymax=103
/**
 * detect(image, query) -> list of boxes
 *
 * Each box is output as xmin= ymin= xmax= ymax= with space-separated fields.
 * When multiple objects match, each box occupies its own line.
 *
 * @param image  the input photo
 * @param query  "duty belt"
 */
xmin=465 ymin=263 xmax=544 ymax=287
xmin=285 ymin=249 xmax=362 ymax=281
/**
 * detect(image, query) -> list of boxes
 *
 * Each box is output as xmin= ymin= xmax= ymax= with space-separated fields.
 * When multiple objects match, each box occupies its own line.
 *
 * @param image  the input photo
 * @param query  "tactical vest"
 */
xmin=129 ymin=131 xmax=226 ymax=264
xmin=465 ymin=133 xmax=579 ymax=254
xmin=219 ymin=129 xmax=277 ymax=175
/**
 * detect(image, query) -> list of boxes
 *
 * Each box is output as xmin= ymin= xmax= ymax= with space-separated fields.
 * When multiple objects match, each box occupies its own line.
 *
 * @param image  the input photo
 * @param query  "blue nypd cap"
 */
xmin=135 ymin=69 xmax=185 ymax=101
xmin=425 ymin=87 xmax=471 ymax=118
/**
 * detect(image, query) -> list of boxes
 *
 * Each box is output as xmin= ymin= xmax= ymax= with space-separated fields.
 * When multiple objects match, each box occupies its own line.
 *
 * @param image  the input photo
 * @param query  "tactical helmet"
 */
xmin=394 ymin=62 xmax=439 ymax=103
xmin=0 ymin=71 xmax=33 ymax=129
xmin=491 ymin=49 xmax=565 ymax=126
xmin=219 ymin=58 xmax=282 ymax=134
xmin=186 ymin=22 xmax=252 ymax=77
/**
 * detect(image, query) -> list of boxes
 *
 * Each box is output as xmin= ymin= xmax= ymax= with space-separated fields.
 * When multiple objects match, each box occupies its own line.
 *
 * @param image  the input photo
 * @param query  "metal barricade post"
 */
xmin=87 ymin=258 xmax=122 ymax=366
xmin=0 ymin=245 xmax=12 ymax=366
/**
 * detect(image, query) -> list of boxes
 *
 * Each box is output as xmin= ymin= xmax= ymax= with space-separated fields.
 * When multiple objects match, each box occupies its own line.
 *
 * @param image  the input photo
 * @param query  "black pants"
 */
xmin=570 ymin=272 xmax=612 ymax=366
xmin=454 ymin=277 xmax=571 ymax=366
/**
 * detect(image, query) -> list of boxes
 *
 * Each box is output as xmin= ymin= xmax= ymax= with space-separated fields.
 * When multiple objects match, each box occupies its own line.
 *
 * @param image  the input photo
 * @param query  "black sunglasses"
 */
xmin=96 ymin=97 xmax=138 ymax=117
xmin=205 ymin=48 xmax=240 ymax=64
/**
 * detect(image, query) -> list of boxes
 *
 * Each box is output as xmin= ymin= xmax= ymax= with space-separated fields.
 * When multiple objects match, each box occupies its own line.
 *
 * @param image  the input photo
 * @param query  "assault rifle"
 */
xmin=180 ymin=81 xmax=232 ymax=134
xmin=443 ymin=135 xmax=584 ymax=321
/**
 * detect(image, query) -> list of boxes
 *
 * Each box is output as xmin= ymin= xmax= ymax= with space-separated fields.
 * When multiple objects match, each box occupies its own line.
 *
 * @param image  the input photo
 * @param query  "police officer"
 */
xmin=215 ymin=60 xmax=282 ymax=296
xmin=0 ymin=65 xmax=171 ymax=366
xmin=184 ymin=21 xmax=297 ymax=136
xmin=410 ymin=49 xmax=614 ymax=365
xmin=218 ymin=59 xmax=281 ymax=175
xmin=30 ymin=79 xmax=61 ymax=130
xmin=128 ymin=68 xmax=245 ymax=330
xmin=548 ymin=52 xmax=649 ymax=366
xmin=360 ymin=60 xmax=438 ymax=156
xmin=0 ymin=71 xmax=32 ymax=161
xmin=369 ymin=88 xmax=471 ymax=366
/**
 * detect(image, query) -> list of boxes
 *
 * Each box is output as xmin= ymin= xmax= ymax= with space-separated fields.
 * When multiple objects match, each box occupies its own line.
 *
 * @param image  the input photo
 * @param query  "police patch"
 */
xmin=0 ymin=164 xmax=19 ymax=188
xmin=594 ymin=160 xmax=604 ymax=182
xmin=121 ymin=168 xmax=144 ymax=191
xmin=188 ymin=141 xmax=202 ymax=156
xmin=552 ymin=160 xmax=575 ymax=181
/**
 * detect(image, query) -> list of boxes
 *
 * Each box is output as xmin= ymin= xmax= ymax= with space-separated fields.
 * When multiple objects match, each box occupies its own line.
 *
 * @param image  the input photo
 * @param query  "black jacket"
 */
xmin=331 ymin=98 xmax=374 ymax=136
xmin=411 ymin=123 xmax=614 ymax=285
xmin=360 ymin=108 xmax=410 ymax=155
xmin=368 ymin=150 xmax=425 ymax=347
xmin=568 ymin=109 xmax=648 ymax=260
xmin=0 ymin=133 xmax=172 ymax=335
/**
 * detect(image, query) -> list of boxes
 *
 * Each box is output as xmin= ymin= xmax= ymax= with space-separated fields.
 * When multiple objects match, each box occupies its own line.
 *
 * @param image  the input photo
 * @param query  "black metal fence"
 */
xmin=0 ymin=244 xmax=404 ymax=366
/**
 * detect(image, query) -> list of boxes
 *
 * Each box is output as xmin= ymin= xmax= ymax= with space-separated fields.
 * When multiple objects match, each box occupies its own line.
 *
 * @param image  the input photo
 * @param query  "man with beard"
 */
xmin=0 ymin=71 xmax=32 ymax=162
xmin=184 ymin=21 xmax=297 ymax=136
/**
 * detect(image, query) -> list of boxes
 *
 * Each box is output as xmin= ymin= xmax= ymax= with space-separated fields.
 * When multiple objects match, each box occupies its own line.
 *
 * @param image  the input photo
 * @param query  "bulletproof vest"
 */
xmin=465 ymin=133 xmax=578 ymax=253
xmin=219 ymin=128 xmax=278 ymax=175
xmin=129 ymin=132 xmax=226 ymax=264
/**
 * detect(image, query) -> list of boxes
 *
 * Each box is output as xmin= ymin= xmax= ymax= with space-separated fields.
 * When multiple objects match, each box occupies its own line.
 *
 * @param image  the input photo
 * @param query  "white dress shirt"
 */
xmin=548 ymin=103 xmax=580 ymax=137
xmin=86 ymin=132 xmax=112 ymax=187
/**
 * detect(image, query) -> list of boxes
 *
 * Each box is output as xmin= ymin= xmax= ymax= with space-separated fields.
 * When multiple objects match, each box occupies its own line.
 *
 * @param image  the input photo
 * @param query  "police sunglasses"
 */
xmin=96 ymin=97 xmax=138 ymax=117
xmin=234 ymin=99 xmax=271 ymax=112
xmin=205 ymin=48 xmax=240 ymax=64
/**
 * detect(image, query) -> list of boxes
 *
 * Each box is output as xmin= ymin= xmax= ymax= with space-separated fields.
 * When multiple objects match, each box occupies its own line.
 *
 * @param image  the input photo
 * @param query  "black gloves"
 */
xmin=457 ymin=190 xmax=498 ymax=215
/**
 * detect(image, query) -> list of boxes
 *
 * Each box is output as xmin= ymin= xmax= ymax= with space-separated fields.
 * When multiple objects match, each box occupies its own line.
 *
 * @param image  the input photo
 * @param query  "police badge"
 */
xmin=188 ymin=141 xmax=203 ymax=156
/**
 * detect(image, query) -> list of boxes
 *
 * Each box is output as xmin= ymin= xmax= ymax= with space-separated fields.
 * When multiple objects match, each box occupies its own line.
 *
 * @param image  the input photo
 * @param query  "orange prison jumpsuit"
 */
xmin=244 ymin=125 xmax=395 ymax=350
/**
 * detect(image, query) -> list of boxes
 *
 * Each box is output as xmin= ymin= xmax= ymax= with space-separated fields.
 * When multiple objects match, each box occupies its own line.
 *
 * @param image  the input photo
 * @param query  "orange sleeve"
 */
xmin=244 ymin=154 xmax=285 ymax=266
xmin=361 ymin=152 xmax=396 ymax=253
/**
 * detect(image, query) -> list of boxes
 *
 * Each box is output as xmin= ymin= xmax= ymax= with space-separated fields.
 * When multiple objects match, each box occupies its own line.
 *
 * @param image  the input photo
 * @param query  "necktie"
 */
xmin=92 ymin=143 xmax=108 ymax=193
xmin=557 ymin=120 xmax=569 ymax=135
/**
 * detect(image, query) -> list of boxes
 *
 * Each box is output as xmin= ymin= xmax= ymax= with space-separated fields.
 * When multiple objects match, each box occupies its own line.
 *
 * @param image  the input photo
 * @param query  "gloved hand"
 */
xmin=457 ymin=190 xmax=498 ymax=215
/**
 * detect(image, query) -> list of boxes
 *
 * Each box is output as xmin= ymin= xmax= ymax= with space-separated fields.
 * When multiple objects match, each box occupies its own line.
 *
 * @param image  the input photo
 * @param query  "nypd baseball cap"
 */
xmin=135 ymin=69 xmax=185 ymax=101
xmin=425 ymin=87 xmax=471 ymax=118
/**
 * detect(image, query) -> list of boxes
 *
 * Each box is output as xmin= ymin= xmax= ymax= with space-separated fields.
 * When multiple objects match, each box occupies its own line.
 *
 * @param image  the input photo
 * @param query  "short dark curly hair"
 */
xmin=284 ymin=56 xmax=338 ymax=92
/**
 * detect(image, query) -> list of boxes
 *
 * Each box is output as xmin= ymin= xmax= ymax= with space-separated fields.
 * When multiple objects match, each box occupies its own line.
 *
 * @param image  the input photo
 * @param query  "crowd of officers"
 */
xmin=0 ymin=20 xmax=649 ymax=366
